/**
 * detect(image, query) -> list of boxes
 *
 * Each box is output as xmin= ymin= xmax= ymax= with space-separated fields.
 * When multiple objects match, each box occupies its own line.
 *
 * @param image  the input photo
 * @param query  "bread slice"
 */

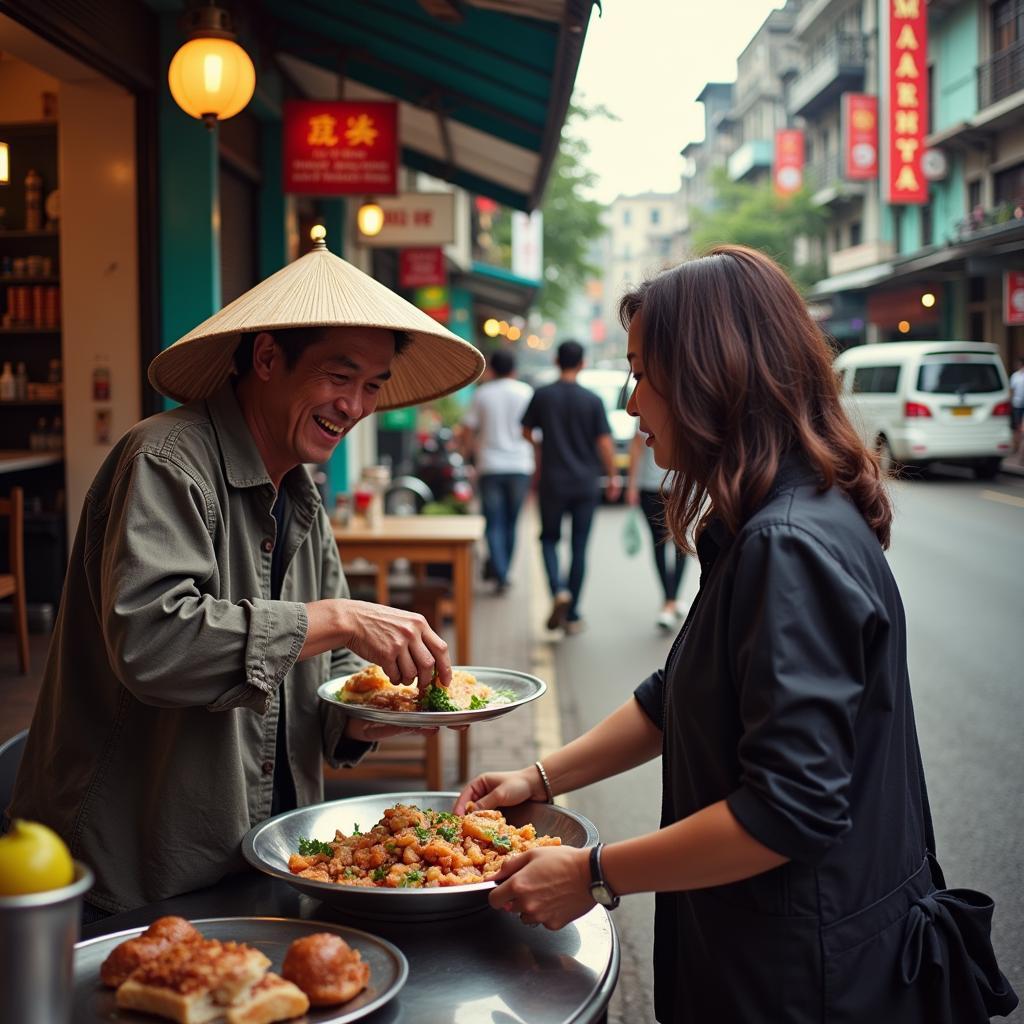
xmin=225 ymin=972 xmax=310 ymax=1024
xmin=115 ymin=939 xmax=271 ymax=1024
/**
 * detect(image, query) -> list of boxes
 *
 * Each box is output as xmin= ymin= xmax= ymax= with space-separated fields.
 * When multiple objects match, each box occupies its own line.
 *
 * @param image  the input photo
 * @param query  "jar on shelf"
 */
xmin=24 ymin=169 xmax=43 ymax=232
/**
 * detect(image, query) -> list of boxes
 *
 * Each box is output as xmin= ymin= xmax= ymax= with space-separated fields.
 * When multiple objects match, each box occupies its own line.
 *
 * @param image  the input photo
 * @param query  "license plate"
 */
xmin=951 ymin=407 xmax=972 ymax=417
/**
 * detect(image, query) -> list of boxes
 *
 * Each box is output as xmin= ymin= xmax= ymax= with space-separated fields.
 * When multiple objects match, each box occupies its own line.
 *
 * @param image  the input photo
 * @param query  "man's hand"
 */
xmin=489 ymin=846 xmax=594 ymax=930
xmin=605 ymin=476 xmax=622 ymax=503
xmin=332 ymin=600 xmax=452 ymax=687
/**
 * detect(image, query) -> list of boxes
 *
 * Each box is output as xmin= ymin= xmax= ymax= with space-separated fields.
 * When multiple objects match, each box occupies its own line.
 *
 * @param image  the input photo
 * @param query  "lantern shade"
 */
xmin=0 ymin=142 xmax=8 ymax=184
xmin=168 ymin=37 xmax=255 ymax=122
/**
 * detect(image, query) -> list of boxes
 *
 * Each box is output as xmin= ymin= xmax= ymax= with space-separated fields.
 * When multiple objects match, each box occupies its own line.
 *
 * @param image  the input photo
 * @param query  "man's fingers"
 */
xmin=422 ymin=629 xmax=452 ymax=686
xmin=394 ymin=649 xmax=418 ymax=686
xmin=409 ymin=639 xmax=436 ymax=690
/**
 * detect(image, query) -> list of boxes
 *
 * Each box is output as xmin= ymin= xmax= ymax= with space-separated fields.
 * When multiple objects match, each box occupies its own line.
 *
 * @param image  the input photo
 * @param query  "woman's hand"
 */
xmin=489 ymin=846 xmax=594 ymax=930
xmin=452 ymin=767 xmax=540 ymax=815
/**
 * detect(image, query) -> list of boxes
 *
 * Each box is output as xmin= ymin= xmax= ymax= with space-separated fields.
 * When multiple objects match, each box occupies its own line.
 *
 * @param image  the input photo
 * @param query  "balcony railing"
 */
xmin=978 ymin=39 xmax=1024 ymax=109
xmin=954 ymin=200 xmax=1024 ymax=242
xmin=788 ymin=32 xmax=868 ymax=117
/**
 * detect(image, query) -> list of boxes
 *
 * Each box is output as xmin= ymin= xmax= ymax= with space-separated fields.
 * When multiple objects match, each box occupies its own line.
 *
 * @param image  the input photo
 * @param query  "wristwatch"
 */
xmin=588 ymin=843 xmax=620 ymax=910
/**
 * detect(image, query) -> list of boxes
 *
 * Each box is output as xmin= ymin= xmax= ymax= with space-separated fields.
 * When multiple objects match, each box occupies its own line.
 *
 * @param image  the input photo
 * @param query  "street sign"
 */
xmin=885 ymin=0 xmax=928 ymax=204
xmin=357 ymin=193 xmax=456 ymax=247
xmin=399 ymin=248 xmax=447 ymax=289
xmin=843 ymin=94 xmax=878 ymax=181
xmin=1004 ymin=271 xmax=1024 ymax=326
xmin=283 ymin=100 xmax=398 ymax=196
xmin=773 ymin=129 xmax=805 ymax=195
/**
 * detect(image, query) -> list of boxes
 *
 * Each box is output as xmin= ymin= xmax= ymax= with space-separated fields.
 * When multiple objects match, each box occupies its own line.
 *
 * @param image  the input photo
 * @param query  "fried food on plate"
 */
xmin=289 ymin=802 xmax=560 ymax=889
xmin=225 ymin=972 xmax=310 ymax=1024
xmin=338 ymin=664 xmax=513 ymax=712
xmin=281 ymin=932 xmax=370 ymax=1006
xmin=100 ymin=915 xmax=203 ymax=987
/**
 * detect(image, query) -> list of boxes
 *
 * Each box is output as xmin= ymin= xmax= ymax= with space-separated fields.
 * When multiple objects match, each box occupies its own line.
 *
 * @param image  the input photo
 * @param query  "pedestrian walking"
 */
xmin=461 ymin=349 xmax=534 ymax=593
xmin=458 ymin=246 xmax=1017 ymax=1023
xmin=626 ymin=425 xmax=686 ymax=630
xmin=521 ymin=340 xmax=621 ymax=634
xmin=1010 ymin=356 xmax=1024 ymax=454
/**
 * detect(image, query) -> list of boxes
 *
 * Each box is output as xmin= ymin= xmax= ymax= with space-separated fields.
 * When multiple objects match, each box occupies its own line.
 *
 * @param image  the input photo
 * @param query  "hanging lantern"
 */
xmin=168 ymin=4 xmax=256 ymax=129
xmin=0 ymin=142 xmax=9 ymax=185
xmin=357 ymin=199 xmax=385 ymax=238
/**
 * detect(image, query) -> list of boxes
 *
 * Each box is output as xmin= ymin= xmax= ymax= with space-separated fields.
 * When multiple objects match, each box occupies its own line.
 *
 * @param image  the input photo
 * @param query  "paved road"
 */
xmin=551 ymin=470 xmax=1024 ymax=1023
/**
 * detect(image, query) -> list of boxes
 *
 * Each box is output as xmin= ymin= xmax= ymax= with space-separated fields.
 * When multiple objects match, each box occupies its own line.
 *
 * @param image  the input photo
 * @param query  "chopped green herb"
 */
xmin=297 ymin=837 xmax=334 ymax=857
xmin=469 ymin=694 xmax=488 ymax=710
xmin=496 ymin=689 xmax=517 ymax=702
xmin=414 ymin=826 xmax=431 ymax=843
xmin=344 ymin=867 xmax=357 ymax=877
xmin=422 ymin=684 xmax=460 ymax=712
xmin=385 ymin=842 xmax=397 ymax=852
xmin=351 ymin=823 xmax=362 ymax=836
xmin=436 ymin=811 xmax=458 ymax=823
xmin=372 ymin=866 xmax=389 ymax=881
xmin=436 ymin=825 xmax=458 ymax=843
xmin=398 ymin=869 xmax=422 ymax=888
xmin=485 ymin=830 xmax=511 ymax=850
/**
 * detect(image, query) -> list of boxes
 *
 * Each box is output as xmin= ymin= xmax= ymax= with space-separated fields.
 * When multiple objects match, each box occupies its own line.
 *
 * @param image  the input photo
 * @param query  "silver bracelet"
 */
xmin=534 ymin=760 xmax=554 ymax=803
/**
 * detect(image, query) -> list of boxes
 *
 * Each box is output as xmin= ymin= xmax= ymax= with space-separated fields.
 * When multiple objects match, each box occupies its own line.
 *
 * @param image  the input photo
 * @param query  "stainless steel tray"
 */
xmin=72 ymin=917 xmax=407 ymax=1024
xmin=318 ymin=665 xmax=546 ymax=727
xmin=241 ymin=792 xmax=599 ymax=922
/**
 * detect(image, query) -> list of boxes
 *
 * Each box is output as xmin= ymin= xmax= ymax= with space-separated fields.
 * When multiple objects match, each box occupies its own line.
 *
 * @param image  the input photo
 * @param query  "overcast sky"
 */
xmin=571 ymin=0 xmax=786 ymax=204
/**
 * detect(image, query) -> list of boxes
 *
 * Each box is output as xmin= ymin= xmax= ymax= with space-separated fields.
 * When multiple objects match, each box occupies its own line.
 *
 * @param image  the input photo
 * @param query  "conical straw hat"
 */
xmin=148 ymin=239 xmax=485 ymax=409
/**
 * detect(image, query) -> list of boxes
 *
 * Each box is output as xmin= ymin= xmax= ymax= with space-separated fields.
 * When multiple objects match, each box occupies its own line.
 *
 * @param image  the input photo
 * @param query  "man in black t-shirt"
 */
xmin=521 ymin=341 xmax=620 ymax=633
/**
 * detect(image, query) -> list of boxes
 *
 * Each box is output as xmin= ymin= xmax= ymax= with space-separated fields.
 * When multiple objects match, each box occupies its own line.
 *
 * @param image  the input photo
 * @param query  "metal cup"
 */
xmin=0 ymin=862 xmax=94 ymax=1024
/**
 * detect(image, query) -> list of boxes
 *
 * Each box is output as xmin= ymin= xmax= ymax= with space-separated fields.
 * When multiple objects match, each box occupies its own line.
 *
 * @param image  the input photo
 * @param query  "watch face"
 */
xmin=591 ymin=882 xmax=618 ymax=908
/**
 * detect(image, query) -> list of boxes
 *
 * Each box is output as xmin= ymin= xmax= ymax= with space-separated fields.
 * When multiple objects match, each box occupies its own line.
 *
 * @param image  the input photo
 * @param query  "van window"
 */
xmin=852 ymin=365 xmax=901 ymax=393
xmin=916 ymin=360 xmax=1003 ymax=394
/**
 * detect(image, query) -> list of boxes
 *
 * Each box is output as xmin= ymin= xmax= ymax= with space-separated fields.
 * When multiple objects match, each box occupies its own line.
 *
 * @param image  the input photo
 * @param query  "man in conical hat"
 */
xmin=9 ymin=238 xmax=485 ymax=917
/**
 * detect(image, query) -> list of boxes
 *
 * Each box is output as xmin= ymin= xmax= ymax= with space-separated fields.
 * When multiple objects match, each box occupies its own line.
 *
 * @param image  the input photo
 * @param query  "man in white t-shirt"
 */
xmin=1010 ymin=356 xmax=1024 ymax=453
xmin=461 ymin=350 xmax=535 ymax=592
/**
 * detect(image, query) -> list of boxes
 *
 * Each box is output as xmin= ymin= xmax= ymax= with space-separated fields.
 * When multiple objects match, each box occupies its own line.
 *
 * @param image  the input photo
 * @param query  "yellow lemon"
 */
xmin=0 ymin=819 xmax=75 ymax=896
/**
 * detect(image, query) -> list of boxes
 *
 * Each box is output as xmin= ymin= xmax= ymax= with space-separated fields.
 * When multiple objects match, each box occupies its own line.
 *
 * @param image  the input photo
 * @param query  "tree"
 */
xmin=690 ymin=169 xmax=827 ymax=292
xmin=491 ymin=101 xmax=611 ymax=322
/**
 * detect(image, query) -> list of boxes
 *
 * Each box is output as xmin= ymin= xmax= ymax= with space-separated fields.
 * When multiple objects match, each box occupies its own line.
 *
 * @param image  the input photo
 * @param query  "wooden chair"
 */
xmin=0 ymin=488 xmax=29 ymax=675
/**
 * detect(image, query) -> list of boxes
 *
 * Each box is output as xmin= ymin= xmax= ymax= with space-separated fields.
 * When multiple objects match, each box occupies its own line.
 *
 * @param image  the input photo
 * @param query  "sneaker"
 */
xmin=546 ymin=591 xmax=572 ymax=630
xmin=656 ymin=610 xmax=677 ymax=631
xmin=564 ymin=618 xmax=587 ymax=635
xmin=495 ymin=579 xmax=510 ymax=595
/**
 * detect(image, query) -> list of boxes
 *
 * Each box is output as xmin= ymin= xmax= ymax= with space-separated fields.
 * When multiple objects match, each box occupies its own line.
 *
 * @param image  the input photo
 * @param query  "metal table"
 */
xmin=80 ymin=871 xmax=619 ymax=1024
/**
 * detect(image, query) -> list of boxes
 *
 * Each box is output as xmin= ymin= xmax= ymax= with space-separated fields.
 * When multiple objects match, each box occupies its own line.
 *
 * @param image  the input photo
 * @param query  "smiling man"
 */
xmin=8 ymin=239 xmax=484 ymax=917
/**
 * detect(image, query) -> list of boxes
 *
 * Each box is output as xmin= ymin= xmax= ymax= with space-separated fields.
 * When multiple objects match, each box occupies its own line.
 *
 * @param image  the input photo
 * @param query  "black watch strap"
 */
xmin=588 ymin=842 xmax=620 ymax=909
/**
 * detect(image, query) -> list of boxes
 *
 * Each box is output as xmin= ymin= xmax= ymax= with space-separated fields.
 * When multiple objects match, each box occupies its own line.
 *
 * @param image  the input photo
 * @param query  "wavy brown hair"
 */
xmin=619 ymin=244 xmax=892 ymax=549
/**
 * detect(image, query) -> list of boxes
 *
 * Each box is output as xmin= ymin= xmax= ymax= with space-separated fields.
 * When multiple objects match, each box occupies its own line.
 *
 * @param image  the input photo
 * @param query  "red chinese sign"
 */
xmin=1004 ymin=272 xmax=1024 ymax=326
xmin=886 ymin=0 xmax=928 ymax=204
xmin=843 ymin=93 xmax=878 ymax=180
xmin=773 ymin=129 xmax=805 ymax=196
xmin=399 ymin=248 xmax=447 ymax=289
xmin=283 ymin=101 xmax=398 ymax=196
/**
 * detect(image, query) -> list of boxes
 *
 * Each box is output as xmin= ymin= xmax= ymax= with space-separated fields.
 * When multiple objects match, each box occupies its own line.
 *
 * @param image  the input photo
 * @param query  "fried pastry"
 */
xmin=100 ymin=915 xmax=203 ymax=987
xmin=225 ymin=972 xmax=310 ymax=1024
xmin=114 ymin=938 xmax=271 ymax=1024
xmin=281 ymin=932 xmax=371 ymax=1006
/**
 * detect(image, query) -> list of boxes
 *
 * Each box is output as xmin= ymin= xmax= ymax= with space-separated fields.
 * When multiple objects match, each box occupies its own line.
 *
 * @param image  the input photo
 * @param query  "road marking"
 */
xmin=981 ymin=489 xmax=1024 ymax=509
xmin=526 ymin=501 xmax=568 ymax=807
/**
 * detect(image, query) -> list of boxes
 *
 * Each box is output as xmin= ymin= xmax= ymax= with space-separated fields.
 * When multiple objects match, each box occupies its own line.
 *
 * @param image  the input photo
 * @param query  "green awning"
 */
xmin=455 ymin=260 xmax=540 ymax=317
xmin=265 ymin=0 xmax=598 ymax=210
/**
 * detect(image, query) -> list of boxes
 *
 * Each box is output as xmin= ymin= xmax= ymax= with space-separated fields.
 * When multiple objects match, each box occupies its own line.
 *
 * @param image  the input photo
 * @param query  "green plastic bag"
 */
xmin=622 ymin=506 xmax=643 ymax=558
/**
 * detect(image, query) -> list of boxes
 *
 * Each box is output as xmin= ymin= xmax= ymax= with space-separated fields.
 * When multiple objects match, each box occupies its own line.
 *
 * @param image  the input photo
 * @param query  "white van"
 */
xmin=833 ymin=341 xmax=1012 ymax=480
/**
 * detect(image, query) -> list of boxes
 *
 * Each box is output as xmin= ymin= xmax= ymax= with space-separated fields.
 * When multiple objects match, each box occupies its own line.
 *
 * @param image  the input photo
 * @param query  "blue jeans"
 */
xmin=539 ymin=489 xmax=599 ymax=620
xmin=479 ymin=473 xmax=531 ymax=585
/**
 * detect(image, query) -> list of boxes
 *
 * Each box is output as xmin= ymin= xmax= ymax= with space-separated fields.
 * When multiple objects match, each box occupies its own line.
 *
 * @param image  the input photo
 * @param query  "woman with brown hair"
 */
xmin=456 ymin=246 xmax=1017 ymax=1022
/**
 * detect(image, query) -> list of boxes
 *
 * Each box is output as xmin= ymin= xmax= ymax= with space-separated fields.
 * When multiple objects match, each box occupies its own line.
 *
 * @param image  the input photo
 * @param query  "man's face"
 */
xmin=257 ymin=327 xmax=396 ymax=471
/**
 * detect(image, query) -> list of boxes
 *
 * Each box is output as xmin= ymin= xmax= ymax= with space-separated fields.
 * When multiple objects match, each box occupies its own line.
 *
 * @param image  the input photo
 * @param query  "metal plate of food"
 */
xmin=71 ymin=917 xmax=408 ymax=1023
xmin=241 ymin=793 xmax=599 ymax=922
xmin=317 ymin=665 xmax=547 ymax=727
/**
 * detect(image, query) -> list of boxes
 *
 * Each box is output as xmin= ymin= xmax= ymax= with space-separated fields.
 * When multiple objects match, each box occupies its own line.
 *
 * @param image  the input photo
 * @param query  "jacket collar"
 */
xmin=206 ymin=384 xmax=323 ymax=513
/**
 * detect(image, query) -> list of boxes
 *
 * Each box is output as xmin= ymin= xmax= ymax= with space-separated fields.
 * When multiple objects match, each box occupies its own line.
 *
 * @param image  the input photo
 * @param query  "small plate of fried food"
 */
xmin=318 ymin=664 xmax=546 ymax=727
xmin=73 ymin=916 xmax=407 ymax=1024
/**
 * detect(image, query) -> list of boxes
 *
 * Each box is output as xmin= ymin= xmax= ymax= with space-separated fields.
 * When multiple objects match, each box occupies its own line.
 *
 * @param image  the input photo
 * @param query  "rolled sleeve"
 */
xmin=634 ymin=669 xmax=666 ymax=731
xmin=726 ymin=525 xmax=876 ymax=864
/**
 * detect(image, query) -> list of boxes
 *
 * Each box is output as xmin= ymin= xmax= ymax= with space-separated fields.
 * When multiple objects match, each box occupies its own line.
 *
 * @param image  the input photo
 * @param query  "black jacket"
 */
xmin=634 ymin=458 xmax=1017 ymax=1023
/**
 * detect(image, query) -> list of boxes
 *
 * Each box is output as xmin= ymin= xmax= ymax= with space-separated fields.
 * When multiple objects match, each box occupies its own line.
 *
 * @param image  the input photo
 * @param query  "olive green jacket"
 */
xmin=10 ymin=385 xmax=366 ymax=912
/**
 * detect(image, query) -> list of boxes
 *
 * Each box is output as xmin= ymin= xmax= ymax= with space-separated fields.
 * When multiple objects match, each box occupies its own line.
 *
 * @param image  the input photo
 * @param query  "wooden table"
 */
xmin=332 ymin=514 xmax=485 ymax=787
xmin=0 ymin=451 xmax=62 ymax=474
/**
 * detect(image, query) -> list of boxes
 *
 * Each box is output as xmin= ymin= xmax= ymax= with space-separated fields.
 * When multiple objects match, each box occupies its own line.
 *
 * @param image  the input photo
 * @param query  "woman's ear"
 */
xmin=250 ymin=332 xmax=280 ymax=382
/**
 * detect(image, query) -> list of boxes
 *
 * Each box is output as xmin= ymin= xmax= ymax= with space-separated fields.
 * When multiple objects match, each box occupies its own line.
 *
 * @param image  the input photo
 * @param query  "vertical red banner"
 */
xmin=1004 ymin=272 xmax=1024 ymax=326
xmin=844 ymin=94 xmax=879 ymax=180
xmin=773 ymin=129 xmax=805 ymax=196
xmin=886 ymin=0 xmax=928 ymax=204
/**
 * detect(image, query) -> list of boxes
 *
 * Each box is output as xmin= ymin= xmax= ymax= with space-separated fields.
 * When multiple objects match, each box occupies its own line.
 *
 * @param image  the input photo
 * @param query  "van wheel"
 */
xmin=973 ymin=458 xmax=1001 ymax=481
xmin=876 ymin=438 xmax=896 ymax=477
